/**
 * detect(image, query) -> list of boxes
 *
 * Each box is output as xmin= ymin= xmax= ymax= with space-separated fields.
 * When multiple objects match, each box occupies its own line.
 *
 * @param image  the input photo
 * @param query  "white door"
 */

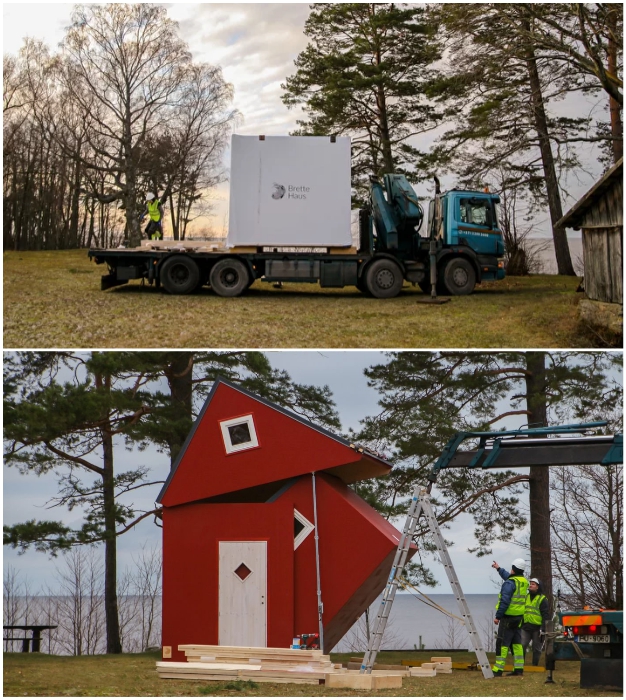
xmin=218 ymin=541 xmax=267 ymax=647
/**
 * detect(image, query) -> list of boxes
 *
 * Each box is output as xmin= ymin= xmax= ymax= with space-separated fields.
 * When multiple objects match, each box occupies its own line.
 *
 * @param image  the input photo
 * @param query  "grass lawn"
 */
xmin=3 ymin=249 xmax=594 ymax=349
xmin=4 ymin=650 xmax=621 ymax=697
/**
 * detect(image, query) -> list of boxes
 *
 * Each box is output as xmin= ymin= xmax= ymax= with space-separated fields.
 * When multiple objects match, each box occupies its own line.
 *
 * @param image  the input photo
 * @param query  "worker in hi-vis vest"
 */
xmin=140 ymin=192 xmax=164 ymax=240
xmin=491 ymin=558 xmax=529 ymax=677
xmin=521 ymin=577 xmax=550 ymax=666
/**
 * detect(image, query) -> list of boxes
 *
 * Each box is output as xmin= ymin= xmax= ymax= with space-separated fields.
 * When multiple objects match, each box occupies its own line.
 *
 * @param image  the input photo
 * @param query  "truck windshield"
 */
xmin=460 ymin=199 xmax=489 ymax=226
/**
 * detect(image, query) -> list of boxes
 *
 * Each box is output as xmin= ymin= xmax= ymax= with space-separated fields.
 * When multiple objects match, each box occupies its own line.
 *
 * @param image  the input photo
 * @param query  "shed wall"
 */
xmin=583 ymin=227 xmax=623 ymax=303
xmin=579 ymin=178 xmax=623 ymax=304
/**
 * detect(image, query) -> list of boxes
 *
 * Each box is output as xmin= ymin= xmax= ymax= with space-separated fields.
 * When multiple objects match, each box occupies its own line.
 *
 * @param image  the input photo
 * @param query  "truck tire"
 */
xmin=365 ymin=259 xmax=404 ymax=299
xmin=442 ymin=257 xmax=476 ymax=295
xmin=209 ymin=258 xmax=250 ymax=297
xmin=160 ymin=255 xmax=200 ymax=295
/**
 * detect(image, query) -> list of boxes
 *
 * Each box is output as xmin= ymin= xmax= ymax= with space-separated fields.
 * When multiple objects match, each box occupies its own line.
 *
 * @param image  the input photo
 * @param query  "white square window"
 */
xmin=220 ymin=414 xmax=259 ymax=454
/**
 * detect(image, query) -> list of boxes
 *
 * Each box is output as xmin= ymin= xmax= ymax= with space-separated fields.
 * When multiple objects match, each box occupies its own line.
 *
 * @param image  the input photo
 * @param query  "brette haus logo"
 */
xmin=272 ymin=183 xmax=311 ymax=200
xmin=272 ymin=183 xmax=286 ymax=199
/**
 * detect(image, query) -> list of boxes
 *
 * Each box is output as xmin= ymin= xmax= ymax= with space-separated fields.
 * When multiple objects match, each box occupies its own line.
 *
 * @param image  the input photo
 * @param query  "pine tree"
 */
xmin=282 ymin=3 xmax=442 ymax=200
xmin=3 ymin=351 xmax=339 ymax=653
xmin=355 ymin=351 xmax=622 ymax=605
xmin=424 ymin=4 xmax=616 ymax=276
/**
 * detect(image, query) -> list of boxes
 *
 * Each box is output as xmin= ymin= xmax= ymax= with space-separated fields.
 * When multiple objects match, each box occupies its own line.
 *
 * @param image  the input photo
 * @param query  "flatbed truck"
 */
xmin=89 ymin=175 xmax=506 ymax=298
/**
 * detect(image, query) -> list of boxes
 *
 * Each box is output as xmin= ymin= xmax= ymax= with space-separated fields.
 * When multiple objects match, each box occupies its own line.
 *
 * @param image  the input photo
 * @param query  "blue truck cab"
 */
xmin=368 ymin=174 xmax=506 ymax=296
xmin=442 ymin=190 xmax=506 ymax=263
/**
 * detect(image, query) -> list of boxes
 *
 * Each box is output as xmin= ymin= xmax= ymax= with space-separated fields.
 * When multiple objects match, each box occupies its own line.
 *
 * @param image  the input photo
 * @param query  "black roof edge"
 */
xmin=156 ymin=377 xmax=392 ymax=504
xmin=557 ymin=158 xmax=623 ymax=229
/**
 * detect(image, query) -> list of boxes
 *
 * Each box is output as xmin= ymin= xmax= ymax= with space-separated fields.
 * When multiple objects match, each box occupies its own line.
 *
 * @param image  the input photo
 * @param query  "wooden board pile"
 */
xmin=157 ymin=644 xmax=333 ymax=685
xmin=408 ymin=656 xmax=453 ymax=677
xmin=156 ymin=644 xmax=403 ymax=689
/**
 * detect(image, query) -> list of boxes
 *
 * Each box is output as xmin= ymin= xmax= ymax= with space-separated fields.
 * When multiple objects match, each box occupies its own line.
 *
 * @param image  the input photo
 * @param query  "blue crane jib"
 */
xmin=428 ymin=422 xmax=622 ymax=483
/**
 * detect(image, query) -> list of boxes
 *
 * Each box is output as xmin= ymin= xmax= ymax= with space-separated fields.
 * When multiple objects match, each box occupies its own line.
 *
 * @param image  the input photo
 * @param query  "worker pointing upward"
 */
xmin=491 ymin=558 xmax=529 ymax=677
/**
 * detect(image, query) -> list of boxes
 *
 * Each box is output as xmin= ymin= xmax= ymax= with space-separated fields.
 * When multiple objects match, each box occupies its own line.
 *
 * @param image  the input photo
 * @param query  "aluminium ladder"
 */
xmin=360 ymin=486 xmax=494 ymax=679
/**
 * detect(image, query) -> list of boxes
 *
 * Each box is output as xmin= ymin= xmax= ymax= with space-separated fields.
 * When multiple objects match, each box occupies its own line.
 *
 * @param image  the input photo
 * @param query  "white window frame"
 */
xmin=294 ymin=509 xmax=315 ymax=550
xmin=220 ymin=414 xmax=259 ymax=454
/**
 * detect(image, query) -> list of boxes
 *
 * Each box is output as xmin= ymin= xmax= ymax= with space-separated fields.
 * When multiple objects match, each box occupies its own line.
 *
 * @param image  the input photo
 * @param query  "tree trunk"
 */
xmin=97 ymin=372 xmax=123 ymax=654
xmin=166 ymin=352 xmax=195 ymax=466
xmin=522 ymin=17 xmax=575 ymax=276
xmin=607 ymin=8 xmax=623 ymax=163
xmin=525 ymin=351 xmax=553 ymax=611
xmin=371 ymin=5 xmax=394 ymax=174
xmin=68 ymin=153 xmax=82 ymax=249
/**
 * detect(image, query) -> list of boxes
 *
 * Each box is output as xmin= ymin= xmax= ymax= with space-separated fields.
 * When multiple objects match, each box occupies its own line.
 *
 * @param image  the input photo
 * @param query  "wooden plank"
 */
xmin=325 ymin=673 xmax=403 ymax=690
xmin=158 ymin=672 xmax=318 ymax=685
xmin=179 ymin=643 xmax=325 ymax=658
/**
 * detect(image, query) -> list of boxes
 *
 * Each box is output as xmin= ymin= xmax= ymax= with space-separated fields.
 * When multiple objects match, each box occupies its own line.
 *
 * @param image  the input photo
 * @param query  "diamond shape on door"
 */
xmin=234 ymin=562 xmax=252 ymax=581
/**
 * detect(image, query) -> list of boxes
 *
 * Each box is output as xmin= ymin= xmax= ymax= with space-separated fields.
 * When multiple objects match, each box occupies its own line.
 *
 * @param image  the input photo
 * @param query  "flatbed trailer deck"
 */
xmin=88 ymin=237 xmax=502 ymax=299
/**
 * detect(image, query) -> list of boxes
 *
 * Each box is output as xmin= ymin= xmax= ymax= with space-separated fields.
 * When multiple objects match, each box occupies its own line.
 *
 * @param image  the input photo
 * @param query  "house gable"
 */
xmin=158 ymin=379 xmax=391 ymax=507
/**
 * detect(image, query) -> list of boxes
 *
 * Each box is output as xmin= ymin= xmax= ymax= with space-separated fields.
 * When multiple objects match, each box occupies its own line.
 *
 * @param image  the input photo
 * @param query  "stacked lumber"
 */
xmin=164 ymin=644 xmax=334 ymax=684
xmin=156 ymin=644 xmax=403 ymax=689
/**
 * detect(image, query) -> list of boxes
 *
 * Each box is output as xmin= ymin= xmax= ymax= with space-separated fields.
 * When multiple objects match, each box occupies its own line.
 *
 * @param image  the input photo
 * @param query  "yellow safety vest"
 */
xmin=524 ymin=593 xmax=546 ymax=626
xmin=147 ymin=199 xmax=161 ymax=222
xmin=496 ymin=575 xmax=529 ymax=616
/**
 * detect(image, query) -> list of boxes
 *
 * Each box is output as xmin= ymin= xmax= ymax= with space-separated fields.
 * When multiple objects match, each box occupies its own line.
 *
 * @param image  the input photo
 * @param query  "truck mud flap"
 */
xmin=101 ymin=273 xmax=128 ymax=291
xmin=580 ymin=658 xmax=623 ymax=690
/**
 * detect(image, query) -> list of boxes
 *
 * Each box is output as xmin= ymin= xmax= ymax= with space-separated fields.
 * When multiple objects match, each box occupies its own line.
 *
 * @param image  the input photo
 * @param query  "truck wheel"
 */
xmin=160 ymin=256 xmax=200 ymax=295
xmin=442 ymin=258 xmax=476 ymax=295
xmin=209 ymin=259 xmax=250 ymax=297
xmin=365 ymin=259 xmax=404 ymax=299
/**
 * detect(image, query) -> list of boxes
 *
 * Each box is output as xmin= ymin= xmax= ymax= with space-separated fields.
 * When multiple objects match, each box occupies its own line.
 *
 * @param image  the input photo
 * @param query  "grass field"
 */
xmin=3 ymin=249 xmax=594 ymax=349
xmin=4 ymin=650 xmax=621 ymax=697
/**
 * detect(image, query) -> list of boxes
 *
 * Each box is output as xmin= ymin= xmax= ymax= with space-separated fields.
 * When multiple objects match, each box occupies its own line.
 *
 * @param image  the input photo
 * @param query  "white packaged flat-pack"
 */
xmin=227 ymin=135 xmax=352 ymax=247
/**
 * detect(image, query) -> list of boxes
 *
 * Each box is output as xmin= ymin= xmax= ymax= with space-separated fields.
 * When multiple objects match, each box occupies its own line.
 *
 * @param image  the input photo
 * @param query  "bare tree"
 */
xmin=477 ymin=611 xmax=497 ymax=653
xmin=551 ymin=463 xmax=623 ymax=609
xmin=434 ymin=616 xmax=469 ymax=650
xmin=48 ymin=548 xmax=106 ymax=656
xmin=336 ymin=606 xmax=408 ymax=653
xmin=130 ymin=544 xmax=162 ymax=651
xmin=3 ymin=566 xmax=36 ymax=651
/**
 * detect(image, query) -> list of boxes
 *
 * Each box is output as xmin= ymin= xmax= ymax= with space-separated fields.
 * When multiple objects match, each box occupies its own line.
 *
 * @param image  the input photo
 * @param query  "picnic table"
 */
xmin=3 ymin=625 xmax=57 ymax=652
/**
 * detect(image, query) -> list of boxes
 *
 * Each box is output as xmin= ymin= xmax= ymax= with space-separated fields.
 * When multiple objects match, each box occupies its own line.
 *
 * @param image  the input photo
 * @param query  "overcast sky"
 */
xmin=3 ymin=2 xmax=604 ymax=238
xmin=4 ymin=351 xmax=532 ymax=598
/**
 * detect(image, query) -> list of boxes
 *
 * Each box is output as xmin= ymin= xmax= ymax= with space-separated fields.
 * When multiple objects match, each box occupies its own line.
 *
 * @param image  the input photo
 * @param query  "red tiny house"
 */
xmin=158 ymin=379 xmax=412 ymax=659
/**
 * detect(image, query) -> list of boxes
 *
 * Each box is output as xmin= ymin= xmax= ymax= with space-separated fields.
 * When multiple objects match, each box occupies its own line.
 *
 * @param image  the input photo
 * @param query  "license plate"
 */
xmin=578 ymin=634 xmax=610 ymax=643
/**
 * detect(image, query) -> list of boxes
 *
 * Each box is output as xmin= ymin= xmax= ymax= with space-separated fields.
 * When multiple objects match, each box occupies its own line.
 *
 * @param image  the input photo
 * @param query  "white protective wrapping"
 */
xmin=227 ymin=135 xmax=352 ymax=247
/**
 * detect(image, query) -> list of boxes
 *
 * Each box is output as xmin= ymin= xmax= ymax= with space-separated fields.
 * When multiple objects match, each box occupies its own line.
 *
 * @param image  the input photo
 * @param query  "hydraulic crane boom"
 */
xmin=427 ymin=422 xmax=622 ymax=485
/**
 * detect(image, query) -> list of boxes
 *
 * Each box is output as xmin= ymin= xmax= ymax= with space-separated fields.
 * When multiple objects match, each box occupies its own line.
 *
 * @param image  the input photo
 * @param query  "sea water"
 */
xmin=333 ymin=593 xmax=499 ymax=652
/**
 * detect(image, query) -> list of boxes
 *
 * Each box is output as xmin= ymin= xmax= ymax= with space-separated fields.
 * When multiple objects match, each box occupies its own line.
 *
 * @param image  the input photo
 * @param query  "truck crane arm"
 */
xmin=427 ymin=421 xmax=622 ymax=487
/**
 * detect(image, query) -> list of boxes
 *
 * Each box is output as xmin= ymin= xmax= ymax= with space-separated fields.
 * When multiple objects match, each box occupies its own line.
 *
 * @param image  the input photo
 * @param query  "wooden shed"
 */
xmin=157 ymin=379 xmax=413 ymax=660
xmin=557 ymin=158 xmax=623 ymax=305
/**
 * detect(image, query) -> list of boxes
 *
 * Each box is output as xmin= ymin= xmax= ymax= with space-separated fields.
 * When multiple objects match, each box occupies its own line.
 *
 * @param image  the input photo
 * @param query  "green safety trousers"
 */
xmin=493 ymin=616 xmax=524 ymax=673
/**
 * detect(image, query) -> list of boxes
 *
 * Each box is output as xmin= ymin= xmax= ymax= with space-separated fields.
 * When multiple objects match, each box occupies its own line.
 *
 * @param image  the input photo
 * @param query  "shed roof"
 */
xmin=557 ymin=158 xmax=623 ymax=230
xmin=157 ymin=378 xmax=392 ymax=506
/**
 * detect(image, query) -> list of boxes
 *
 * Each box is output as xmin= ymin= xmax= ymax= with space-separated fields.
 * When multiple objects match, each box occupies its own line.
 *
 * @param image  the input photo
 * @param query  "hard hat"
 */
xmin=146 ymin=192 xmax=155 ymax=201
xmin=530 ymin=578 xmax=540 ymax=585
xmin=512 ymin=558 xmax=526 ymax=570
